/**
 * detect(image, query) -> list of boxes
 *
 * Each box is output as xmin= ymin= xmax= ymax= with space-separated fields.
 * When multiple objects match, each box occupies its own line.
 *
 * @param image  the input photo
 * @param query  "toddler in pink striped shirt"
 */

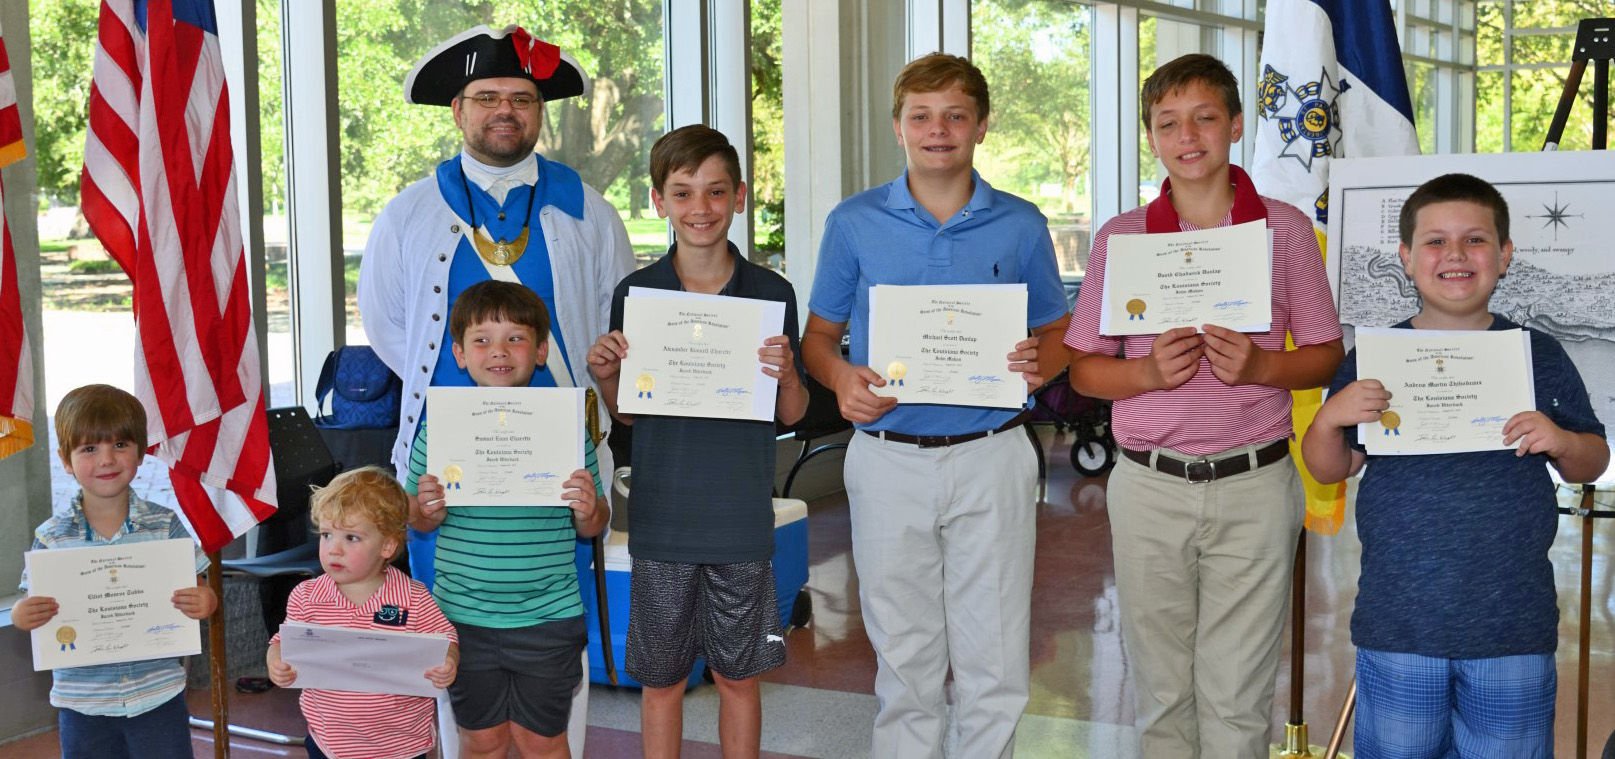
xmin=266 ymin=467 xmax=458 ymax=759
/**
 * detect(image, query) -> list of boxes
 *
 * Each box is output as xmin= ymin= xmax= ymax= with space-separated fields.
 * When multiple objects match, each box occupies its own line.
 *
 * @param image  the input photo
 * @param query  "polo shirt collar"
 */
xmin=66 ymin=491 xmax=136 ymax=543
xmin=655 ymin=241 xmax=748 ymax=296
xmin=884 ymin=169 xmax=996 ymax=225
xmin=311 ymin=564 xmax=411 ymax=613
xmin=1146 ymin=163 xmax=1266 ymax=232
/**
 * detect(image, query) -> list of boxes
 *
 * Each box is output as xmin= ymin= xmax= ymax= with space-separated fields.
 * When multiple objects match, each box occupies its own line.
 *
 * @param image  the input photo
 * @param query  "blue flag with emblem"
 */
xmin=1252 ymin=0 xmax=1419 ymax=535
xmin=1252 ymin=0 xmax=1419 ymax=228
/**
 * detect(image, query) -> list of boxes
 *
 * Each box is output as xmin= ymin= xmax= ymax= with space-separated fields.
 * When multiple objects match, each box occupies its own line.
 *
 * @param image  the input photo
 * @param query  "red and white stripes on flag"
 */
xmin=0 ymin=23 xmax=22 ymax=166
xmin=0 ymin=22 xmax=33 ymax=461
xmin=80 ymin=0 xmax=275 ymax=552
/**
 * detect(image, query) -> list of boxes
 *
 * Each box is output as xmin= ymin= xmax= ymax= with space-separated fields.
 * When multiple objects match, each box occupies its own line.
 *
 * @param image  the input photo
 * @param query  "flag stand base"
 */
xmin=1271 ymin=722 xmax=1345 ymax=758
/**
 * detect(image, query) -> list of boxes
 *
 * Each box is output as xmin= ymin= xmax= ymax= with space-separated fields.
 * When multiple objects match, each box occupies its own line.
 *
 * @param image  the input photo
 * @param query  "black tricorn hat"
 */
xmin=404 ymin=25 xmax=589 ymax=106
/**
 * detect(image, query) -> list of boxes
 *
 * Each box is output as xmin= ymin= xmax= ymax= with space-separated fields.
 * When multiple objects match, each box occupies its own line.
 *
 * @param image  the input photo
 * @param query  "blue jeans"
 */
xmin=58 ymin=691 xmax=192 ymax=759
xmin=1355 ymin=648 xmax=1556 ymax=759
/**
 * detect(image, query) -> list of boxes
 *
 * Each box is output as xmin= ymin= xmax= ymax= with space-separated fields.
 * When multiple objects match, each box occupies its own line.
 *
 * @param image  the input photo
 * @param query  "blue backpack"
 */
xmin=313 ymin=346 xmax=402 ymax=430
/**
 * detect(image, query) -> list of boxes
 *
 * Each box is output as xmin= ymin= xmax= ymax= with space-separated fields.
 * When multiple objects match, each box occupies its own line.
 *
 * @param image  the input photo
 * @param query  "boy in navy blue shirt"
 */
xmin=1303 ymin=173 xmax=1608 ymax=758
xmin=587 ymin=124 xmax=807 ymax=758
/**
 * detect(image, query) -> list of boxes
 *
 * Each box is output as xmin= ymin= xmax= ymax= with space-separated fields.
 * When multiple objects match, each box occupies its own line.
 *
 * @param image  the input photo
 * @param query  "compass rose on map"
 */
xmin=1524 ymin=192 xmax=1583 ymax=242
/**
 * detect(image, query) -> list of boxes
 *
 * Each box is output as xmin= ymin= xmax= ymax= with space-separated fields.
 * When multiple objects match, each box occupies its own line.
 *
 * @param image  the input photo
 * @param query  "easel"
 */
xmin=1535 ymin=16 xmax=1608 ymax=759
xmin=1315 ymin=18 xmax=1615 ymax=759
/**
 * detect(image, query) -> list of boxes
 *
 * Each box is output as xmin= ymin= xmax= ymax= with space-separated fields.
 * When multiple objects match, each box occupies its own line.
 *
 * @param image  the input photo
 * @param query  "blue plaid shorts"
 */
xmin=1354 ymin=647 xmax=1555 ymax=759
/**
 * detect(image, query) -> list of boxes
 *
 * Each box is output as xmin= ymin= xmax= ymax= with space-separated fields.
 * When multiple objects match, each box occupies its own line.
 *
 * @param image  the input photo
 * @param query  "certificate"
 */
xmin=1099 ymin=220 xmax=1272 ymax=335
xmin=1355 ymin=328 xmax=1535 ymax=455
xmin=616 ymin=287 xmax=785 ymax=421
xmin=867 ymin=284 xmax=1028 ymax=409
xmin=279 ymin=622 xmax=451 ymax=698
xmin=427 ymin=387 xmax=584 ymax=507
xmin=25 ymin=539 xmax=201 ymax=671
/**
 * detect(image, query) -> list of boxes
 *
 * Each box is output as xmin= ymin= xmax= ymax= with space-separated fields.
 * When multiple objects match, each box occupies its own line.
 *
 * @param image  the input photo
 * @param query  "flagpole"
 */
xmin=1276 ymin=529 xmax=1321 ymax=758
xmin=584 ymin=389 xmax=618 ymax=685
xmin=206 ymin=553 xmax=229 ymax=758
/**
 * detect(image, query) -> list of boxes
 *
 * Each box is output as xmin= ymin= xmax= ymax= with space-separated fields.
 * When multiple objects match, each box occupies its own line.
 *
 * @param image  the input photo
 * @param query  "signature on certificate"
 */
xmin=968 ymin=375 xmax=1003 ymax=385
xmin=1470 ymin=416 xmax=1508 ymax=426
xmin=146 ymin=623 xmax=182 ymax=634
xmin=522 ymin=472 xmax=559 ymax=481
xmin=1213 ymin=299 xmax=1251 ymax=310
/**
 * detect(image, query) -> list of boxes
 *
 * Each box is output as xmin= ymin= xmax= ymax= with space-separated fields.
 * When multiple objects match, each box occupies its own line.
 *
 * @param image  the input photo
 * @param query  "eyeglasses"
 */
xmin=465 ymin=93 xmax=540 ymax=110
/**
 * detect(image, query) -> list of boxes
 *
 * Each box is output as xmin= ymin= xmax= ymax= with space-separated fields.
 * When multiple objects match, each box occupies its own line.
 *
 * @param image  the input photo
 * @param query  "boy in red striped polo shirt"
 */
xmin=267 ymin=467 xmax=459 ymax=759
xmin=1063 ymin=53 xmax=1344 ymax=758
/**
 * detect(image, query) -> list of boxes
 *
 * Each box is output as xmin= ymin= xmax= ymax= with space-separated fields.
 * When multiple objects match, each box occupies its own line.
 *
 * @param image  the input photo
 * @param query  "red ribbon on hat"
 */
xmin=510 ymin=27 xmax=562 ymax=80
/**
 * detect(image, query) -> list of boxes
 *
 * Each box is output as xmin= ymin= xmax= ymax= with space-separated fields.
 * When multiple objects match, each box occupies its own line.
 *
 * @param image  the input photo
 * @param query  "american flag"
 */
xmin=0 ymin=21 xmax=32 ymax=462
xmin=80 ymin=0 xmax=276 ymax=552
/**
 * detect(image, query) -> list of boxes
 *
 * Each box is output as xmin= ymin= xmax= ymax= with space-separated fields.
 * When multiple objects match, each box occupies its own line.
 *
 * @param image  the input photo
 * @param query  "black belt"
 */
xmin=863 ymin=411 xmax=1031 ymax=449
xmin=1122 ymin=439 xmax=1290 ymax=484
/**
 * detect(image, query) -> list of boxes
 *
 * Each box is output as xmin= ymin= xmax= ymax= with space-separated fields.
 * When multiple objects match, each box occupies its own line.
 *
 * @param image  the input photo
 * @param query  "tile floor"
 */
xmin=5 ymin=426 xmax=1613 ymax=758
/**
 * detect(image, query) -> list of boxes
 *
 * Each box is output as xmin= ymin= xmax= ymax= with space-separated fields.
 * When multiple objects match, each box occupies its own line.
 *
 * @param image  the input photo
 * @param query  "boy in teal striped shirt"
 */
xmin=405 ymin=280 xmax=607 ymax=758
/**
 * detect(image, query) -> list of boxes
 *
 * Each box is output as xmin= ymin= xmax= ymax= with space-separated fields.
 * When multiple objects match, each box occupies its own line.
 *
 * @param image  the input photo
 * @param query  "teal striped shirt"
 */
xmin=405 ymin=422 xmax=602 ymax=628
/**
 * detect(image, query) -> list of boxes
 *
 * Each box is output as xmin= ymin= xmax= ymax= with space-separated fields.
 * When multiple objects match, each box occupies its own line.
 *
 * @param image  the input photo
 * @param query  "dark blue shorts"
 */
xmin=448 ymin=616 xmax=587 ymax=737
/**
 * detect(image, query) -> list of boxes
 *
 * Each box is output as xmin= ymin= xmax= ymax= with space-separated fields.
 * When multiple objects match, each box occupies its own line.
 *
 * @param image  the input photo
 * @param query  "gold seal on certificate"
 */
xmin=1379 ymin=410 xmax=1402 ymax=435
xmin=886 ymin=361 xmax=907 ymax=386
xmin=1099 ymin=219 xmax=1272 ymax=335
xmin=427 ymin=387 xmax=585 ymax=507
xmin=24 ymin=539 xmax=202 ymax=671
xmin=867 ymin=284 xmax=1029 ymax=409
xmin=617 ymin=287 xmax=786 ymax=422
xmin=1355 ymin=327 xmax=1535 ymax=455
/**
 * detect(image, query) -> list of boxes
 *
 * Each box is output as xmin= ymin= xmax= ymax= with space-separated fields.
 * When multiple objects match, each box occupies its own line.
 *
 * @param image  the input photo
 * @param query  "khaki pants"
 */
xmin=1108 ymin=444 xmax=1303 ymax=759
xmin=845 ymin=429 xmax=1038 ymax=759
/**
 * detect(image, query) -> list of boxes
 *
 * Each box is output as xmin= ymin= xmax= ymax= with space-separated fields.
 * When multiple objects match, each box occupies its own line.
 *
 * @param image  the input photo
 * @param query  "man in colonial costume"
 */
xmin=358 ymin=25 xmax=633 ymax=758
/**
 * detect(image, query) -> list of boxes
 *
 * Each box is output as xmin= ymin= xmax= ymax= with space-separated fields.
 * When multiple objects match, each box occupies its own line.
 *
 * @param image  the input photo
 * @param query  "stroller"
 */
xmin=1030 ymin=367 xmax=1117 ymax=476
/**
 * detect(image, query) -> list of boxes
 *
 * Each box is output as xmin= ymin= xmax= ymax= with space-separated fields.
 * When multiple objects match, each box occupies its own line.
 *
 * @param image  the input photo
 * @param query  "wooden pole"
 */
xmin=1290 ymin=529 xmax=1306 ymax=725
xmin=1277 ymin=529 xmax=1314 ymax=757
xmin=206 ymin=552 xmax=229 ymax=758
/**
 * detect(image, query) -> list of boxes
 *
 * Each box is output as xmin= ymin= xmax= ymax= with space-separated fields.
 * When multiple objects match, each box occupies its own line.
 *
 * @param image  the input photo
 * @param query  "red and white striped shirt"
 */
xmin=1064 ymin=197 xmax=1341 ymax=455
xmin=272 ymin=567 xmax=457 ymax=759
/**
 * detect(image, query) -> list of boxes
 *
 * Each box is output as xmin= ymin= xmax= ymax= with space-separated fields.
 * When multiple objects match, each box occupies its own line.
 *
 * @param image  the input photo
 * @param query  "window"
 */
xmin=753 ymin=0 xmax=785 ymax=273
xmin=332 ymin=2 xmax=668 ymax=296
xmin=258 ymin=0 xmax=293 ymax=407
xmin=29 ymin=0 xmax=131 ymax=417
xmin=1475 ymin=0 xmax=1599 ymax=153
xmin=968 ymin=1 xmax=1259 ymax=265
xmin=1398 ymin=0 xmax=1474 ymax=153
xmin=973 ymin=0 xmax=1095 ymax=276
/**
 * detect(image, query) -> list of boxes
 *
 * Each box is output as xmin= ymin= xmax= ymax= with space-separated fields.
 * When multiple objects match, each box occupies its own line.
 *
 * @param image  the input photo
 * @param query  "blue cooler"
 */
xmin=578 ymin=497 xmax=810 ymax=688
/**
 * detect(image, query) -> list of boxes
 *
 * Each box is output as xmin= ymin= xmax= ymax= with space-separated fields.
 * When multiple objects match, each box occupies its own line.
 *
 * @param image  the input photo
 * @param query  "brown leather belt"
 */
xmin=863 ymin=411 xmax=1032 ymax=449
xmin=1122 ymin=439 xmax=1290 ymax=484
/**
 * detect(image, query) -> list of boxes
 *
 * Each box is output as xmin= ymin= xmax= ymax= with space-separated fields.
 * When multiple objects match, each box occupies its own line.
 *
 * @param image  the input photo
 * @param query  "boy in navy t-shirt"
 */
xmin=1303 ymin=173 xmax=1609 ymax=757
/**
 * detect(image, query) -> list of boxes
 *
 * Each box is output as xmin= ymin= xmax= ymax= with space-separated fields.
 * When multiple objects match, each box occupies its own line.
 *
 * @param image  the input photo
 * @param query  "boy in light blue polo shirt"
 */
xmin=801 ymin=52 xmax=1068 ymax=758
